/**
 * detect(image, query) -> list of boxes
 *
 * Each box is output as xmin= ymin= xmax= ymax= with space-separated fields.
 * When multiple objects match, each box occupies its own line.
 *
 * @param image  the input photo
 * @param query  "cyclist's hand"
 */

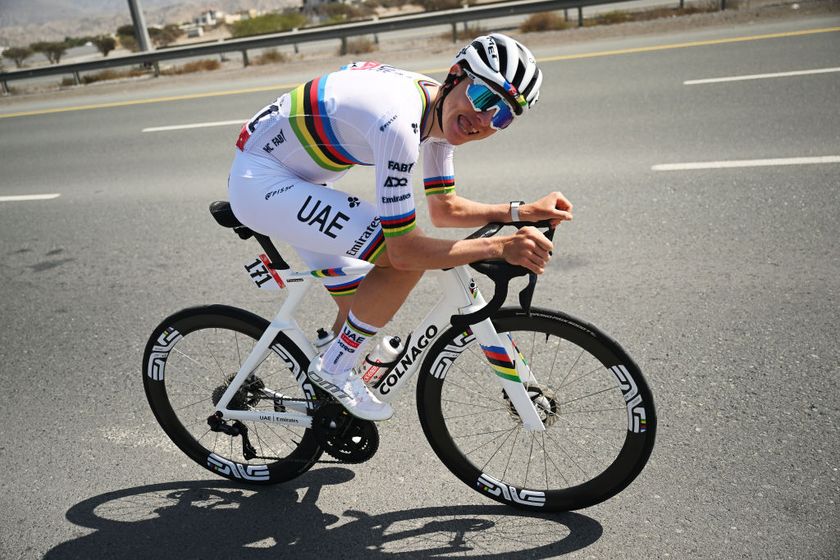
xmin=521 ymin=192 xmax=573 ymax=226
xmin=501 ymin=227 xmax=553 ymax=274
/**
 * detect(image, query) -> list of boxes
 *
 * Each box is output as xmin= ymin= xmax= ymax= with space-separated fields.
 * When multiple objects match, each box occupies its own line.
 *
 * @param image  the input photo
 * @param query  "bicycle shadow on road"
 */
xmin=45 ymin=467 xmax=603 ymax=559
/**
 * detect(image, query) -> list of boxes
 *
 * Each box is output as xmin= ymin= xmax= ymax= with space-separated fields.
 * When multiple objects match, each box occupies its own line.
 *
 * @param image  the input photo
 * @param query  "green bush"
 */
xmin=30 ymin=41 xmax=68 ymax=64
xmin=92 ymin=35 xmax=117 ymax=57
xmin=229 ymin=12 xmax=307 ymax=38
xmin=2 ymin=46 xmax=33 ymax=68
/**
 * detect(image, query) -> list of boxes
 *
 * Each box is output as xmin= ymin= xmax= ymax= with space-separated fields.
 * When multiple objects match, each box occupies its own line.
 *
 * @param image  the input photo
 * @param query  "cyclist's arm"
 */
xmin=428 ymin=192 xmax=574 ymax=228
xmin=427 ymin=193 xmax=512 ymax=227
xmin=384 ymin=226 xmax=551 ymax=274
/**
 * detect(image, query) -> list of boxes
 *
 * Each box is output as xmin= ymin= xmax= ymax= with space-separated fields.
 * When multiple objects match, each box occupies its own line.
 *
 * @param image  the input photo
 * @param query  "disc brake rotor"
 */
xmin=504 ymin=385 xmax=559 ymax=427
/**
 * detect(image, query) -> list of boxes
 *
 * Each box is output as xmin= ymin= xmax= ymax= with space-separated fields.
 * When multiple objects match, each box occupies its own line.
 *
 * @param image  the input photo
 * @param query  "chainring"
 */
xmin=312 ymin=403 xmax=379 ymax=464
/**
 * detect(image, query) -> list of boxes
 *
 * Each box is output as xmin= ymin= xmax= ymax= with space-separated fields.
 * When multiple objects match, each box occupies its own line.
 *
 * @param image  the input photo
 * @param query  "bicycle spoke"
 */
xmin=558 ymin=385 xmax=621 ymax=406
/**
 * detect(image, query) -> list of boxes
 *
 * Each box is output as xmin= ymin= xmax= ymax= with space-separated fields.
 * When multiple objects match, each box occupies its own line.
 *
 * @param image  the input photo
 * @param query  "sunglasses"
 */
xmin=462 ymin=72 xmax=525 ymax=131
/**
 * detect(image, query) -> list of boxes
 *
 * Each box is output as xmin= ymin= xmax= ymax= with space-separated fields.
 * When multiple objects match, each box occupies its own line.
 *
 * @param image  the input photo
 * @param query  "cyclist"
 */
xmin=228 ymin=33 xmax=573 ymax=421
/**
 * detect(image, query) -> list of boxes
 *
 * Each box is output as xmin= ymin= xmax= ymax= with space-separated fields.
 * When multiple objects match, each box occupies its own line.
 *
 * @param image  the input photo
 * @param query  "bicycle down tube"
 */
xmin=215 ymin=261 xmax=546 ymax=431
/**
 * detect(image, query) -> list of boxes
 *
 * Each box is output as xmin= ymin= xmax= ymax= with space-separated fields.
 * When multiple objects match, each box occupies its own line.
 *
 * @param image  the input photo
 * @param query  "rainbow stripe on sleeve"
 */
xmin=288 ymin=76 xmax=367 ymax=172
xmin=480 ymin=344 xmax=520 ymax=382
xmin=380 ymin=209 xmax=416 ymax=238
xmin=424 ymin=176 xmax=456 ymax=196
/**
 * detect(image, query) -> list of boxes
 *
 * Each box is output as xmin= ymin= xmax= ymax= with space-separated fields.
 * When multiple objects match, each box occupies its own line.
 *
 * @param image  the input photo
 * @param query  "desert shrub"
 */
xmin=254 ymin=48 xmax=289 ymax=65
xmin=160 ymin=59 xmax=221 ymax=75
xmin=519 ymin=12 xmax=570 ymax=33
xmin=2 ymin=46 xmax=33 ymax=68
xmin=229 ymin=12 xmax=307 ymax=38
xmin=339 ymin=38 xmax=377 ymax=56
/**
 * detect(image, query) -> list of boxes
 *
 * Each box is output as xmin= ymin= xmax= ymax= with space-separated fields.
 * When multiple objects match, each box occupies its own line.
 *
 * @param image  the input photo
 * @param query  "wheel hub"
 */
xmin=504 ymin=385 xmax=558 ymax=427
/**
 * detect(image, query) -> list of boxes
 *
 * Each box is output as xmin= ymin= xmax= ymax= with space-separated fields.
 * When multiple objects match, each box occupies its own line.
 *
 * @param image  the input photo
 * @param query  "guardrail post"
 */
xmin=451 ymin=22 xmax=457 ymax=42
xmin=679 ymin=0 xmax=684 ymax=8
xmin=153 ymin=62 xmax=160 ymax=77
xmin=577 ymin=6 xmax=584 ymax=26
xmin=564 ymin=9 xmax=569 ymax=21
xmin=73 ymin=71 xmax=81 ymax=86
xmin=340 ymin=37 xmax=348 ymax=56
xmin=720 ymin=0 xmax=726 ymax=9
xmin=242 ymin=50 xmax=250 ymax=67
xmin=1 ymin=80 xmax=9 ymax=95
xmin=294 ymin=43 xmax=299 ymax=54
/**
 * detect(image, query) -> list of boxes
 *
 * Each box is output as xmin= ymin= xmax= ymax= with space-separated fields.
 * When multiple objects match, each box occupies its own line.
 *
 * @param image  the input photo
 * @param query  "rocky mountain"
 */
xmin=0 ymin=0 xmax=301 ymax=46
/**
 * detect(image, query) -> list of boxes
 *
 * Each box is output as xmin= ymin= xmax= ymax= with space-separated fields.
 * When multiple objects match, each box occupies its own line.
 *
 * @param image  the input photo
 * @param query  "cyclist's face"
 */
xmin=441 ymin=78 xmax=500 ymax=145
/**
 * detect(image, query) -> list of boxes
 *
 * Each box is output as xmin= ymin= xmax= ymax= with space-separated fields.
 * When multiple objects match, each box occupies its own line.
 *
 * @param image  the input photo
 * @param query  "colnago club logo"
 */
xmin=375 ymin=325 xmax=438 ymax=396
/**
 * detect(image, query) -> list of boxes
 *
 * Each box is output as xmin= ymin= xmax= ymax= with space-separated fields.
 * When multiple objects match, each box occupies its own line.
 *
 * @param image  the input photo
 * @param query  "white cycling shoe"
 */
xmin=307 ymin=356 xmax=393 ymax=421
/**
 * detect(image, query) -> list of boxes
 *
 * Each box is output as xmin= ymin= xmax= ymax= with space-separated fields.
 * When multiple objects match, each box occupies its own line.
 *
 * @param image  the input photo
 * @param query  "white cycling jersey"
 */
xmin=234 ymin=62 xmax=455 ymax=236
xmin=229 ymin=62 xmax=456 ymax=296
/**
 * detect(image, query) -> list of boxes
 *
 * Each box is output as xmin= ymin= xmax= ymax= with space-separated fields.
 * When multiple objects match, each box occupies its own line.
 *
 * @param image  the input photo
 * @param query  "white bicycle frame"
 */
xmin=214 ymin=255 xmax=547 ymax=432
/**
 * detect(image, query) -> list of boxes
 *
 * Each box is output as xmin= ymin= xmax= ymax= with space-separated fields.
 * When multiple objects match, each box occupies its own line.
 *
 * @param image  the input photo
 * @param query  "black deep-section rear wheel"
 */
xmin=142 ymin=305 xmax=322 ymax=484
xmin=417 ymin=307 xmax=656 ymax=511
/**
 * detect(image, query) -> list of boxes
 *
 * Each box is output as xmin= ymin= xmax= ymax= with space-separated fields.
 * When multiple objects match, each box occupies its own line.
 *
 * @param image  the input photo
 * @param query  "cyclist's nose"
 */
xmin=475 ymin=110 xmax=494 ymax=129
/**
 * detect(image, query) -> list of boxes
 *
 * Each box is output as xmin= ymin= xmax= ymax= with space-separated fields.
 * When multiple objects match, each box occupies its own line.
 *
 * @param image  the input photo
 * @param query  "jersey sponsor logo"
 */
xmin=379 ymin=114 xmax=398 ymax=132
xmin=383 ymin=176 xmax=408 ymax=188
xmin=264 ymin=184 xmax=293 ymax=200
xmin=411 ymin=123 xmax=418 ymax=134
xmin=387 ymin=161 xmax=413 ymax=173
xmin=382 ymin=193 xmax=412 ymax=204
xmin=347 ymin=218 xmax=380 ymax=258
xmin=297 ymin=195 xmax=350 ymax=239
xmin=262 ymin=130 xmax=286 ymax=154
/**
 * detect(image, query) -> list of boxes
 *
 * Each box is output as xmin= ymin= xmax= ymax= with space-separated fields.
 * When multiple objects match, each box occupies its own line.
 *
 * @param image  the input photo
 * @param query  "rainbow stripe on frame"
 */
xmin=288 ymin=76 xmax=368 ymax=172
xmin=480 ymin=344 xmax=520 ymax=382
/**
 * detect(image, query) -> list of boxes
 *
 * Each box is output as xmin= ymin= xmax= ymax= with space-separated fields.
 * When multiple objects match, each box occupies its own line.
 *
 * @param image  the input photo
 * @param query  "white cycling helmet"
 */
xmin=451 ymin=33 xmax=542 ymax=115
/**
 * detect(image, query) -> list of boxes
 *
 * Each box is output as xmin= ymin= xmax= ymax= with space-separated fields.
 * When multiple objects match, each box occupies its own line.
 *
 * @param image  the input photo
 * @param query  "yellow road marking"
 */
xmin=0 ymin=83 xmax=298 ymax=119
xmin=1 ymin=26 xmax=838 ymax=120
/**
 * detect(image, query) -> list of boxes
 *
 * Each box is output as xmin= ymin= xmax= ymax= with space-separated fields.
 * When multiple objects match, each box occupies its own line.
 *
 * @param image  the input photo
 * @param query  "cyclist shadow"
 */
xmin=45 ymin=467 xmax=603 ymax=559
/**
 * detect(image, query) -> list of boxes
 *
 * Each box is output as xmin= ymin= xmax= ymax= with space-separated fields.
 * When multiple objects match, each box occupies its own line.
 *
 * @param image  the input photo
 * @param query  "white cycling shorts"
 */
xmin=228 ymin=150 xmax=386 ymax=296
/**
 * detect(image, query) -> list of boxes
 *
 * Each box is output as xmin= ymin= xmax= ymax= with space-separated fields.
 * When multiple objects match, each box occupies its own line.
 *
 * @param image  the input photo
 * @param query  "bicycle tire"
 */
xmin=417 ymin=307 xmax=656 ymax=511
xmin=142 ymin=304 xmax=322 ymax=484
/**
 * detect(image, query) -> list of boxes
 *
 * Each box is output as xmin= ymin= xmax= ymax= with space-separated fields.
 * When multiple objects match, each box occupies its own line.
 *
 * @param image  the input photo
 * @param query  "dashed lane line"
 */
xmin=0 ymin=194 xmax=62 ymax=202
xmin=651 ymin=156 xmax=840 ymax=171
xmin=684 ymin=66 xmax=840 ymax=85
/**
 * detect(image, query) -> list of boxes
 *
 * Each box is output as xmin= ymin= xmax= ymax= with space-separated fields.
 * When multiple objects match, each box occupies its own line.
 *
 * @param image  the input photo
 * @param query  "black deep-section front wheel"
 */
xmin=142 ymin=305 xmax=322 ymax=484
xmin=417 ymin=307 xmax=656 ymax=511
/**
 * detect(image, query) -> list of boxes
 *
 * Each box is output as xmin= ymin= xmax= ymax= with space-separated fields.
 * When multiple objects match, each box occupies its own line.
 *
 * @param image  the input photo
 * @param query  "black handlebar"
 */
xmin=450 ymin=221 xmax=556 ymax=330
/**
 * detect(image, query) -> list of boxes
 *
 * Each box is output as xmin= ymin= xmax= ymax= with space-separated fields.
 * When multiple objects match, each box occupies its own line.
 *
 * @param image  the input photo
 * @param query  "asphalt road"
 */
xmin=1 ymin=15 xmax=839 ymax=560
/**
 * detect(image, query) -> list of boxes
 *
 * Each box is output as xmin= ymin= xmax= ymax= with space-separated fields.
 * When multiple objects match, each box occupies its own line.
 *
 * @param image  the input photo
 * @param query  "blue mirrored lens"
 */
xmin=466 ymin=83 xmax=514 ymax=130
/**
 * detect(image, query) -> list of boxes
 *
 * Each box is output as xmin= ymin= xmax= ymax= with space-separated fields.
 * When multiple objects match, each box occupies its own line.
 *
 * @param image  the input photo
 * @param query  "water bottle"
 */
xmin=314 ymin=328 xmax=335 ymax=353
xmin=359 ymin=336 xmax=403 ymax=387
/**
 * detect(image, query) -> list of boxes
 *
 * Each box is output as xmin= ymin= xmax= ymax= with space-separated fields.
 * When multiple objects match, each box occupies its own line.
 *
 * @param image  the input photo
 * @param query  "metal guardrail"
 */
xmin=1 ymin=0 xmax=634 ymax=93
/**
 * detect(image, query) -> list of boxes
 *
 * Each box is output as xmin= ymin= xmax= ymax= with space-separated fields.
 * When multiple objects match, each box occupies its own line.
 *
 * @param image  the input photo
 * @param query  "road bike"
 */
xmin=142 ymin=201 xmax=656 ymax=511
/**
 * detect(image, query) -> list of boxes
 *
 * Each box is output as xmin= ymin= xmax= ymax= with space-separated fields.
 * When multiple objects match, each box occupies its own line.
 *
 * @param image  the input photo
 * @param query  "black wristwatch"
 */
xmin=509 ymin=200 xmax=524 ymax=222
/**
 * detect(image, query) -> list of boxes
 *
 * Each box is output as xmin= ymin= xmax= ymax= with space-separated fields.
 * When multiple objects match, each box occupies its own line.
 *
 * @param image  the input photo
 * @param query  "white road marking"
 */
xmin=652 ymin=156 xmax=840 ymax=171
xmin=0 ymin=194 xmax=61 ymax=202
xmin=142 ymin=119 xmax=245 ymax=132
xmin=684 ymin=67 xmax=840 ymax=85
